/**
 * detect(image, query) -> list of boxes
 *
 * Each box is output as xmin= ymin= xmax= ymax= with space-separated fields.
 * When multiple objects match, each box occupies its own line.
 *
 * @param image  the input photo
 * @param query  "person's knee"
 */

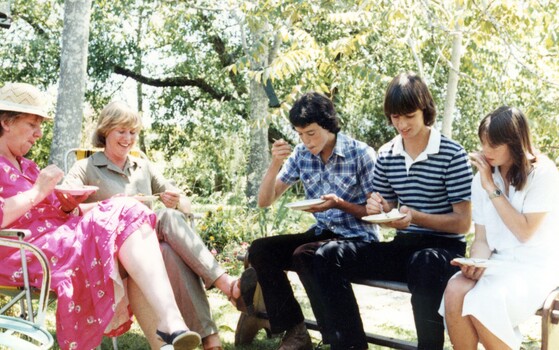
xmin=408 ymin=249 xmax=454 ymax=294
xmin=157 ymin=207 xmax=180 ymax=221
xmin=443 ymin=277 xmax=467 ymax=314
xmin=247 ymin=237 xmax=271 ymax=267
xmin=156 ymin=208 xmax=195 ymax=240
xmin=314 ymin=241 xmax=342 ymax=266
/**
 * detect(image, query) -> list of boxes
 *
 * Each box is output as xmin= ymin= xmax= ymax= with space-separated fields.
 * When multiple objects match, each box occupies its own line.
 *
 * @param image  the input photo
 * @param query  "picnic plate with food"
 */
xmin=285 ymin=198 xmax=326 ymax=210
xmin=132 ymin=194 xmax=159 ymax=202
xmin=362 ymin=209 xmax=406 ymax=223
xmin=452 ymin=257 xmax=493 ymax=268
xmin=54 ymin=185 xmax=99 ymax=196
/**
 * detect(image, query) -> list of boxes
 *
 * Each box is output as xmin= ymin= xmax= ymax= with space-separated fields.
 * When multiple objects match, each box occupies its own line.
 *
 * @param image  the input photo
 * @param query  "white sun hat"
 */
xmin=0 ymin=82 xmax=51 ymax=119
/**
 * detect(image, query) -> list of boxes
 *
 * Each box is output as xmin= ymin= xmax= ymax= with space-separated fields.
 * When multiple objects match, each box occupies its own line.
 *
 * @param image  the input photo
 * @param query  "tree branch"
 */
xmin=113 ymin=65 xmax=235 ymax=101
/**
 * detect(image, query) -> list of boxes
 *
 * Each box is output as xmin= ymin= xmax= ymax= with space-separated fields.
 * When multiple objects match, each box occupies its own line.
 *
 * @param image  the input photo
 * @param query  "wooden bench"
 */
xmin=304 ymin=279 xmax=416 ymax=349
xmin=235 ymin=254 xmax=559 ymax=349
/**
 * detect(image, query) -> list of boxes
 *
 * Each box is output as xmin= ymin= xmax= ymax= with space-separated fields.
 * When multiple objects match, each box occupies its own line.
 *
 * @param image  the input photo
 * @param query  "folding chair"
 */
xmin=64 ymin=147 xmax=147 ymax=173
xmin=0 ymin=229 xmax=54 ymax=349
xmin=0 ymin=230 xmax=119 ymax=350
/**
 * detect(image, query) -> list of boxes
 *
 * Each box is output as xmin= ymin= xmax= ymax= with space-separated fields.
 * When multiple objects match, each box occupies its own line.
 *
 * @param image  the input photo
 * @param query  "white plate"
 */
xmin=453 ymin=257 xmax=492 ymax=268
xmin=362 ymin=211 xmax=406 ymax=224
xmin=133 ymin=195 xmax=159 ymax=202
xmin=285 ymin=198 xmax=326 ymax=210
xmin=54 ymin=185 xmax=99 ymax=196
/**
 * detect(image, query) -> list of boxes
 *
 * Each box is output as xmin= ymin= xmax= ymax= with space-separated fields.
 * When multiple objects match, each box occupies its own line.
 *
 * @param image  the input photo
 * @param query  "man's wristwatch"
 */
xmin=488 ymin=188 xmax=502 ymax=199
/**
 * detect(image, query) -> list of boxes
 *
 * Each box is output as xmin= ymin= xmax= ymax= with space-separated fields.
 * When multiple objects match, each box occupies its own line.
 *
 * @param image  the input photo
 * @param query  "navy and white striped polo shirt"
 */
xmin=373 ymin=128 xmax=472 ymax=237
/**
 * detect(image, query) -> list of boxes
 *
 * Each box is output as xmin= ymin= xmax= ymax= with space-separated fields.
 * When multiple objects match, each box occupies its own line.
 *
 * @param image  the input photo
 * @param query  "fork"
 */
xmin=379 ymin=203 xmax=389 ymax=218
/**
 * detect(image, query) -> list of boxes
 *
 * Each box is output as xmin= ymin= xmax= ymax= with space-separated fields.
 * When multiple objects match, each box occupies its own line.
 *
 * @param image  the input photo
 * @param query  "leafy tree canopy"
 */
xmin=1 ymin=0 xmax=558 ymax=196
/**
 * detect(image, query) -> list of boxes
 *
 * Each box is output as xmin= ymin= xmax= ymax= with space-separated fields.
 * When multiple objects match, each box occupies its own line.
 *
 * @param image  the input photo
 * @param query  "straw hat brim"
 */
xmin=0 ymin=100 xmax=52 ymax=119
xmin=0 ymin=82 xmax=52 ymax=119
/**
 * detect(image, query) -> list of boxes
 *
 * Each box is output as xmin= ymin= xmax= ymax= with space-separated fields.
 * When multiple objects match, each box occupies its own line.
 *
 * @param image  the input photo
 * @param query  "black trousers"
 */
xmin=248 ymin=228 xmax=336 ymax=335
xmin=313 ymin=234 xmax=466 ymax=350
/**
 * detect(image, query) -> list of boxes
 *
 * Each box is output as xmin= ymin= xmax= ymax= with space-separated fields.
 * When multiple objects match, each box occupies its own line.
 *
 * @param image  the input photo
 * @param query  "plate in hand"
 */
xmin=362 ymin=210 xmax=406 ymax=224
xmin=285 ymin=198 xmax=326 ymax=210
xmin=133 ymin=194 xmax=159 ymax=202
xmin=54 ymin=185 xmax=99 ymax=196
xmin=453 ymin=257 xmax=492 ymax=268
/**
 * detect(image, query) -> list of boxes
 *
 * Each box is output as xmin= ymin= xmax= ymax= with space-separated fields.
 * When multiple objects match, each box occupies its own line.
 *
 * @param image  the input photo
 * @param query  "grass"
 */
xmin=1 ymin=224 xmax=543 ymax=350
xmin=35 ymin=271 xmax=542 ymax=349
xmin=3 ymin=267 xmax=544 ymax=350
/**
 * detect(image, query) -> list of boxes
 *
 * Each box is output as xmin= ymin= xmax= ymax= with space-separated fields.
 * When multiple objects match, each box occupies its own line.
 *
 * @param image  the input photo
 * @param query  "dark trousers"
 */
xmin=314 ymin=234 xmax=466 ymax=350
xmin=248 ymin=228 xmax=336 ymax=335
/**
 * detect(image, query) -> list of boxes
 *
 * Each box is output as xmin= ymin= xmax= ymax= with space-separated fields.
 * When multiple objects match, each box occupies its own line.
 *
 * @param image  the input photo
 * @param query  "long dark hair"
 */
xmin=478 ymin=106 xmax=535 ymax=190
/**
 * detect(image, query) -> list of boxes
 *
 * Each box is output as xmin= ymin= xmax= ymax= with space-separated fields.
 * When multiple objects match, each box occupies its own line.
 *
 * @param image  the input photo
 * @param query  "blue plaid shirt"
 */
xmin=279 ymin=133 xmax=379 ymax=242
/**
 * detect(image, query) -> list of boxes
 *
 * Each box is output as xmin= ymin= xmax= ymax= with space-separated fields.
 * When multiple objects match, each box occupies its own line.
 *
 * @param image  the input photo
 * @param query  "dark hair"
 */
xmin=478 ymin=106 xmax=535 ymax=190
xmin=383 ymin=72 xmax=436 ymax=126
xmin=289 ymin=92 xmax=341 ymax=134
xmin=0 ymin=111 xmax=22 ymax=137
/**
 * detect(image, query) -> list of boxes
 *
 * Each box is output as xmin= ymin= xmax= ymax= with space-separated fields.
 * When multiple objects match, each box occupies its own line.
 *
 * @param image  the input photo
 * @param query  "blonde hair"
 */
xmin=92 ymin=101 xmax=142 ymax=147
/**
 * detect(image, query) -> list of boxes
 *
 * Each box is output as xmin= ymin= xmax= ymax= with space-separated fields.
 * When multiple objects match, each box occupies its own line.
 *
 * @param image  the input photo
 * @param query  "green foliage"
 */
xmin=2 ymin=0 xmax=559 ymax=193
xmin=194 ymin=189 xmax=316 ymax=275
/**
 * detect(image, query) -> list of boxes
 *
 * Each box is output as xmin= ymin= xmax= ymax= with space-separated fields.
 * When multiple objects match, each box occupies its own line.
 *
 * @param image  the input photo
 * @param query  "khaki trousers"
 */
xmin=156 ymin=208 xmax=225 ymax=338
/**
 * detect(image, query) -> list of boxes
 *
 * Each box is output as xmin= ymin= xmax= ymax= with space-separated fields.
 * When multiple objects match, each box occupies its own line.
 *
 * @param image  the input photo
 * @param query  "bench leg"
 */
xmin=542 ymin=288 xmax=559 ymax=350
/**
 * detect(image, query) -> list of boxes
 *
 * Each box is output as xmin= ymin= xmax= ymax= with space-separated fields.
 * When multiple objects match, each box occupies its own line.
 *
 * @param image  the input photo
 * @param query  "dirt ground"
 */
xmin=289 ymin=272 xmax=543 ymax=350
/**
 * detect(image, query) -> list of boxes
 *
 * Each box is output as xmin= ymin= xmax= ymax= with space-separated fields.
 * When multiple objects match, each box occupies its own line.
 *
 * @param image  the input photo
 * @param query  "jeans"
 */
xmin=314 ymin=233 xmax=466 ymax=350
xmin=248 ymin=228 xmax=336 ymax=335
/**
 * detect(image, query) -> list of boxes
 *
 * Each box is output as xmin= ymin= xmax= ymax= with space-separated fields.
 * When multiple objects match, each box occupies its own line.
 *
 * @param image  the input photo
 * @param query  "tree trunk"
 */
xmin=441 ymin=16 xmax=463 ymax=137
xmin=245 ymin=79 xmax=270 ymax=204
xmin=244 ymin=21 xmax=272 ymax=205
xmin=49 ymin=0 xmax=92 ymax=170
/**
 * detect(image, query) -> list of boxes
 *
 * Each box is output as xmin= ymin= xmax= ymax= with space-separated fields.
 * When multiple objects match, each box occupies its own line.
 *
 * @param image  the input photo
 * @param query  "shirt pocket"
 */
xmin=300 ymin=172 xmax=321 ymax=187
xmin=332 ymin=175 xmax=358 ymax=196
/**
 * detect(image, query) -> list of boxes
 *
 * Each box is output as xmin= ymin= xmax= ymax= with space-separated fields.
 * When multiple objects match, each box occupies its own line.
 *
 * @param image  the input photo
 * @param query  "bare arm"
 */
xmin=408 ymin=200 xmax=472 ymax=234
xmin=488 ymin=197 xmax=545 ymax=242
xmin=305 ymin=192 xmax=371 ymax=218
xmin=470 ymin=152 xmax=546 ymax=242
xmin=258 ymin=139 xmax=292 ymax=208
xmin=367 ymin=193 xmax=471 ymax=234
xmin=468 ymin=224 xmax=492 ymax=259
xmin=451 ymin=223 xmax=492 ymax=280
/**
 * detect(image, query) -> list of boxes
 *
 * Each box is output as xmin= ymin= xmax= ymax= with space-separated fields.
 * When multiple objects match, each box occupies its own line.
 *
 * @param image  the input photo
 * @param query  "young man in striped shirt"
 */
xmin=313 ymin=72 xmax=473 ymax=350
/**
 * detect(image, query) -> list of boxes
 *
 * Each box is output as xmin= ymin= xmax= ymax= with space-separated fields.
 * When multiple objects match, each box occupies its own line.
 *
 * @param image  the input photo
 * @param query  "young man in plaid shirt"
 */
xmin=246 ymin=92 xmax=378 ymax=350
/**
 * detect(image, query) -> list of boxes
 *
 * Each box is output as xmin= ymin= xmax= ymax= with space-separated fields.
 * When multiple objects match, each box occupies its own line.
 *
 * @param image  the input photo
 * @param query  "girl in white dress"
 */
xmin=441 ymin=106 xmax=559 ymax=349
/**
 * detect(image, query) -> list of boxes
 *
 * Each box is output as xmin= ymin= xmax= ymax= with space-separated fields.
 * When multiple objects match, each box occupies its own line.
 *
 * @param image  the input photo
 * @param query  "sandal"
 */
xmin=156 ymin=329 xmax=201 ymax=350
xmin=229 ymin=267 xmax=258 ymax=315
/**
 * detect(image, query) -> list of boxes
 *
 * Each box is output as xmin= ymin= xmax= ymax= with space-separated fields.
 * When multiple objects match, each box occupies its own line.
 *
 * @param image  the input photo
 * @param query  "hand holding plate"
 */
xmin=159 ymin=190 xmax=180 ymax=209
xmin=452 ymin=258 xmax=488 ymax=280
xmin=54 ymin=185 xmax=98 ymax=212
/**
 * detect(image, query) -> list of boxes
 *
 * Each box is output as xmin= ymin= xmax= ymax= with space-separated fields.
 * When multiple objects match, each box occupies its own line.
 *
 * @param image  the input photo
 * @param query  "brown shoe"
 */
xmin=277 ymin=322 xmax=313 ymax=350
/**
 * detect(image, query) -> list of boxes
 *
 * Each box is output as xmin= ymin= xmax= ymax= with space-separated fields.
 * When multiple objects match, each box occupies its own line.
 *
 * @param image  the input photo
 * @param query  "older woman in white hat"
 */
xmin=0 ymin=82 xmax=201 ymax=350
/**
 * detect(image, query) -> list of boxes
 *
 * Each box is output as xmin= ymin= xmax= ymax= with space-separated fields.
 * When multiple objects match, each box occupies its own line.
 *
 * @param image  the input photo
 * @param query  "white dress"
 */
xmin=442 ymin=156 xmax=559 ymax=349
